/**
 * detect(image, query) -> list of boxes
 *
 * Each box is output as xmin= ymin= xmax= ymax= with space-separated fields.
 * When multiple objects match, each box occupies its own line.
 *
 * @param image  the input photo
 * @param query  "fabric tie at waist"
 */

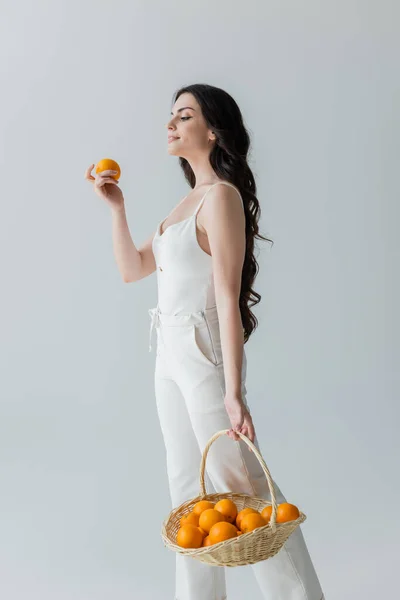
xmin=148 ymin=306 xmax=161 ymax=352
xmin=147 ymin=305 xmax=219 ymax=352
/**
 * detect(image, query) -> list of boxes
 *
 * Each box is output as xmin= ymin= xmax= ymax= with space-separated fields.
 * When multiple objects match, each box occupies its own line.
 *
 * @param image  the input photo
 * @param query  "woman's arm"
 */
xmin=111 ymin=205 xmax=157 ymax=283
xmin=201 ymin=184 xmax=246 ymax=395
xmin=84 ymin=164 xmax=157 ymax=283
xmin=201 ymin=184 xmax=255 ymax=446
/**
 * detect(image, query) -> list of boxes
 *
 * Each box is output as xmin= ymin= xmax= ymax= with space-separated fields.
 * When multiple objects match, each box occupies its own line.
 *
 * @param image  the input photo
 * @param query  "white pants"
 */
xmin=149 ymin=305 xmax=324 ymax=600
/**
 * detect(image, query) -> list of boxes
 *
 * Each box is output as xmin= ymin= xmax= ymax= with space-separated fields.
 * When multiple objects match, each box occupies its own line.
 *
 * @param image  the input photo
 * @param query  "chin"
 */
xmin=167 ymin=147 xmax=184 ymax=158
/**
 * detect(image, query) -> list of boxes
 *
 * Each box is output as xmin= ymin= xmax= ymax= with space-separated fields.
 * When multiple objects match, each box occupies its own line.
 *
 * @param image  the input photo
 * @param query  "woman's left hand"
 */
xmin=224 ymin=394 xmax=255 ymax=451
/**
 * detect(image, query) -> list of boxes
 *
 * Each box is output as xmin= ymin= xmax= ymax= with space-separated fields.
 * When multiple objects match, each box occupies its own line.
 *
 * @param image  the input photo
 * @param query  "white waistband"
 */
xmin=147 ymin=305 xmax=218 ymax=352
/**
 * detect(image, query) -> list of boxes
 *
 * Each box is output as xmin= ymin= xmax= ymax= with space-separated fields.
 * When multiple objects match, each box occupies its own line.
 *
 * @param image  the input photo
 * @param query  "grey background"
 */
xmin=0 ymin=1 xmax=398 ymax=598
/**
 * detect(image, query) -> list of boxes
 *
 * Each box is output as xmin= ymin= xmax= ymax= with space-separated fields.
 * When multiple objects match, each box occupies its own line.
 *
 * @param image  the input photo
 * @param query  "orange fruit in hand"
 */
xmin=209 ymin=521 xmax=238 ymax=544
xmin=95 ymin=158 xmax=121 ymax=181
xmin=193 ymin=500 xmax=215 ymax=516
xmin=240 ymin=512 xmax=267 ymax=533
xmin=261 ymin=505 xmax=273 ymax=523
xmin=236 ymin=507 xmax=258 ymax=530
xmin=214 ymin=499 xmax=238 ymax=524
xmin=199 ymin=509 xmax=226 ymax=533
xmin=276 ymin=503 xmax=300 ymax=523
xmin=176 ymin=524 xmax=203 ymax=548
xmin=180 ymin=512 xmax=200 ymax=528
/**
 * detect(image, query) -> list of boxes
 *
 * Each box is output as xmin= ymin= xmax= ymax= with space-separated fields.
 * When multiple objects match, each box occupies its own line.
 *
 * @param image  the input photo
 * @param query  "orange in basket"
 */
xmin=214 ymin=499 xmax=238 ymax=524
xmin=236 ymin=507 xmax=258 ymax=530
xmin=276 ymin=503 xmax=300 ymax=523
xmin=193 ymin=500 xmax=215 ymax=516
xmin=180 ymin=512 xmax=199 ymax=527
xmin=241 ymin=512 xmax=267 ymax=533
xmin=176 ymin=524 xmax=203 ymax=549
xmin=209 ymin=521 xmax=238 ymax=544
xmin=199 ymin=509 xmax=226 ymax=533
xmin=261 ymin=505 xmax=273 ymax=523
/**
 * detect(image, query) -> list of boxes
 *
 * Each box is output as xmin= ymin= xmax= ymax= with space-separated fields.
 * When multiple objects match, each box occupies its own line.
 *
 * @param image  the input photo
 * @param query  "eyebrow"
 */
xmin=170 ymin=106 xmax=196 ymax=116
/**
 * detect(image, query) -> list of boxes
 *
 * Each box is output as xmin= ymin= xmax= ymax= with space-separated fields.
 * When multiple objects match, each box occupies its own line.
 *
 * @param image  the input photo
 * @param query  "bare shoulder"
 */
xmin=201 ymin=181 xmax=244 ymax=222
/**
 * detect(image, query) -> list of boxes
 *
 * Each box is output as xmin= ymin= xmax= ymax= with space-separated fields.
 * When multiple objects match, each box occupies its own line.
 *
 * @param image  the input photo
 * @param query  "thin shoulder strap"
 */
xmin=193 ymin=181 xmax=243 ymax=216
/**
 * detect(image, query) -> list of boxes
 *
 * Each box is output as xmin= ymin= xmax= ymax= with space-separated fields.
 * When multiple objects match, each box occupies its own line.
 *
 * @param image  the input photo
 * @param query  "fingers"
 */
xmin=85 ymin=164 xmax=95 ymax=182
xmin=97 ymin=169 xmax=118 ymax=176
xmin=97 ymin=177 xmax=119 ymax=186
xmin=227 ymin=416 xmax=255 ymax=451
xmin=226 ymin=403 xmax=255 ymax=452
xmin=229 ymin=428 xmax=246 ymax=443
xmin=237 ymin=425 xmax=251 ymax=451
xmin=247 ymin=419 xmax=256 ymax=445
xmin=228 ymin=428 xmax=253 ymax=452
xmin=243 ymin=410 xmax=256 ymax=449
xmin=84 ymin=165 xmax=118 ymax=183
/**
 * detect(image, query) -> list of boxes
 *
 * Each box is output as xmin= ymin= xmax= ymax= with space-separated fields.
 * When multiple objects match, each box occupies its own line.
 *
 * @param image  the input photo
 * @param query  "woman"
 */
xmin=85 ymin=83 xmax=324 ymax=600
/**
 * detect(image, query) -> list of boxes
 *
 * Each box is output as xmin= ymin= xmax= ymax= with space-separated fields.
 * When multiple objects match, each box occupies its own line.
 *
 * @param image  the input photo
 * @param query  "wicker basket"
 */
xmin=161 ymin=429 xmax=306 ymax=567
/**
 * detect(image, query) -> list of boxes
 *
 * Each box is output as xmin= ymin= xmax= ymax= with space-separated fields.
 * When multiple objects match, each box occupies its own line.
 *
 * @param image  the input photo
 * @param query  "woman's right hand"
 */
xmin=85 ymin=163 xmax=125 ymax=212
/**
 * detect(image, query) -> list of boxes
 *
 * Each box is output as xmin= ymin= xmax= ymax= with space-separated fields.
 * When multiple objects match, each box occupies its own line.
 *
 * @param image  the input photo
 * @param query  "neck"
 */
xmin=185 ymin=154 xmax=220 ymax=188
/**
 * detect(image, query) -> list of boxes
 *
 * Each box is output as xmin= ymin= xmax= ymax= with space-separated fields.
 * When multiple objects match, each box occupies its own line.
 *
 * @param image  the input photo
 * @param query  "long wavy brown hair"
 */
xmin=172 ymin=83 xmax=273 ymax=343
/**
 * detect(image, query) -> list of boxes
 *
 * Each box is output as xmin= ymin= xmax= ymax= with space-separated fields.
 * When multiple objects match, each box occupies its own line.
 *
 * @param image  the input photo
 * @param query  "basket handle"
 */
xmin=199 ymin=429 xmax=278 ymax=530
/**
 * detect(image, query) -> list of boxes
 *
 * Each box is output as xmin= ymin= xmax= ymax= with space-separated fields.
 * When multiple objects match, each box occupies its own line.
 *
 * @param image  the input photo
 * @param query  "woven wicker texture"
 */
xmin=161 ymin=429 xmax=306 ymax=567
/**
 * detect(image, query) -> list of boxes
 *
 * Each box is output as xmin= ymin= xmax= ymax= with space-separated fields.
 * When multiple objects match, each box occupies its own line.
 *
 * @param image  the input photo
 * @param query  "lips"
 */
xmin=168 ymin=137 xmax=180 ymax=143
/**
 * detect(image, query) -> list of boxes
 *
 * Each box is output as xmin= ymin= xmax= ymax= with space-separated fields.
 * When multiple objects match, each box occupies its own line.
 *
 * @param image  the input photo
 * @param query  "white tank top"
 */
xmin=152 ymin=181 xmax=244 ymax=315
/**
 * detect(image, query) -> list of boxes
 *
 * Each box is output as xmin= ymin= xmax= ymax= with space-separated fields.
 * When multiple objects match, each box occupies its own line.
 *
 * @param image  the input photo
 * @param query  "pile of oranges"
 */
xmin=175 ymin=498 xmax=300 ymax=549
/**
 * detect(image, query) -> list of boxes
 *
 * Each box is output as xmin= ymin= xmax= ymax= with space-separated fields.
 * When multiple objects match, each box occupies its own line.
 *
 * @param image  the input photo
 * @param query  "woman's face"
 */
xmin=166 ymin=92 xmax=215 ymax=158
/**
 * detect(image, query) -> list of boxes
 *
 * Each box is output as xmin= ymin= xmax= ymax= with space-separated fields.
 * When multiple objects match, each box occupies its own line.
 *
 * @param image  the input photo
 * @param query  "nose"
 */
xmin=166 ymin=116 xmax=177 ymax=129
